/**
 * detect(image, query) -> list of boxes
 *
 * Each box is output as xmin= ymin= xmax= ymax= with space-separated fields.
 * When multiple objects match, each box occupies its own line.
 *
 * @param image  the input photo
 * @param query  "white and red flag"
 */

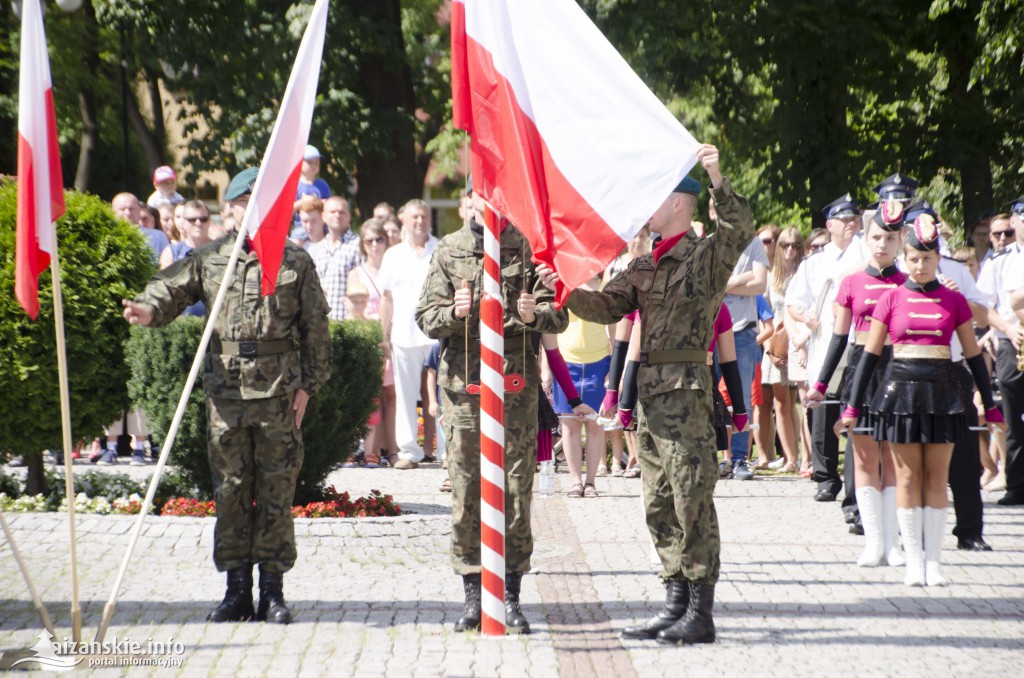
xmin=15 ymin=0 xmax=65 ymax=319
xmin=451 ymin=0 xmax=699 ymax=303
xmin=244 ymin=0 xmax=328 ymax=295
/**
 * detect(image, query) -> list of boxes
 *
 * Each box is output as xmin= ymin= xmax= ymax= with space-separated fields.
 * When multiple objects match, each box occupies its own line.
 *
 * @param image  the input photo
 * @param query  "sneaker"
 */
xmin=718 ymin=461 xmax=733 ymax=479
xmin=96 ymin=450 xmax=118 ymax=466
xmin=768 ymin=457 xmax=787 ymax=470
xmin=393 ymin=459 xmax=418 ymax=470
xmin=733 ymin=460 xmax=754 ymax=481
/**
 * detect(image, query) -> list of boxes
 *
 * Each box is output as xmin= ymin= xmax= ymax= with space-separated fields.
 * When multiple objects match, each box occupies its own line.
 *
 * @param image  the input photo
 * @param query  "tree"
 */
xmin=0 ymin=182 xmax=154 ymax=492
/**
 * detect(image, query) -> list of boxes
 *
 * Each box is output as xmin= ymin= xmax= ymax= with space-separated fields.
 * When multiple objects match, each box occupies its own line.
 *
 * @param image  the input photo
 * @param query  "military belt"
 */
xmin=215 ymin=339 xmax=293 ymax=357
xmin=639 ymin=348 xmax=708 ymax=366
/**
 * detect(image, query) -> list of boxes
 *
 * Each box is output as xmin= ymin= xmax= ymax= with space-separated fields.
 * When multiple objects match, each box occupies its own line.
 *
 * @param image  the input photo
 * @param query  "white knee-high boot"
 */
xmin=881 ymin=487 xmax=905 ymax=566
xmin=923 ymin=506 xmax=949 ymax=587
xmin=896 ymin=508 xmax=925 ymax=586
xmin=854 ymin=487 xmax=885 ymax=567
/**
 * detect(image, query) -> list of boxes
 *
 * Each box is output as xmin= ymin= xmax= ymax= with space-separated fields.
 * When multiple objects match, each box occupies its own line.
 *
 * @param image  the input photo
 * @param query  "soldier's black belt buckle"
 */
xmin=238 ymin=340 xmax=258 ymax=357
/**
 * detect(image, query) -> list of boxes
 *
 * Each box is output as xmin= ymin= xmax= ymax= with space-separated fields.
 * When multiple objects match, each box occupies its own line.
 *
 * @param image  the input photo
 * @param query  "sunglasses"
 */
xmin=780 ymin=242 xmax=801 ymax=250
xmin=993 ymin=229 xmax=1015 ymax=239
xmin=760 ymin=237 xmax=775 ymax=245
xmin=808 ymin=242 xmax=827 ymax=252
xmin=184 ymin=215 xmax=209 ymax=223
xmin=363 ymin=237 xmax=385 ymax=245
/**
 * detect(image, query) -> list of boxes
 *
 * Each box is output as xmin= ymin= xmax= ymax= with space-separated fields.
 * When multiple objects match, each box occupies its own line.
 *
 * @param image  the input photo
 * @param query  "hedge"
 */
xmin=126 ymin=317 xmax=384 ymax=503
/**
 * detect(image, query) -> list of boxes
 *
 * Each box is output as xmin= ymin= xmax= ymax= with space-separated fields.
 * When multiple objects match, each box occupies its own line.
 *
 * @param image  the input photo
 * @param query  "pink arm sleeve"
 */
xmin=544 ymin=347 xmax=580 ymax=401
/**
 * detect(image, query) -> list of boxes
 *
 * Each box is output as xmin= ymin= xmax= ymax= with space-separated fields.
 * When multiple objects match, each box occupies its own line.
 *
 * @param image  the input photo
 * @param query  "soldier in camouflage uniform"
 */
xmin=415 ymin=188 xmax=568 ymax=634
xmin=122 ymin=168 xmax=332 ymax=625
xmin=538 ymin=145 xmax=754 ymax=644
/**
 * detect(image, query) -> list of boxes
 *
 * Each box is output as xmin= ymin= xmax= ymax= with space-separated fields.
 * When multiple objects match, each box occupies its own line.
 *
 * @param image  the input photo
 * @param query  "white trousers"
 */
xmin=392 ymin=343 xmax=434 ymax=462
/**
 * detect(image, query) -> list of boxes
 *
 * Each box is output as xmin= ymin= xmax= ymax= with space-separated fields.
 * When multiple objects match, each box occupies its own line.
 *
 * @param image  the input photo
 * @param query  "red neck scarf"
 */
xmin=652 ymin=231 xmax=688 ymax=264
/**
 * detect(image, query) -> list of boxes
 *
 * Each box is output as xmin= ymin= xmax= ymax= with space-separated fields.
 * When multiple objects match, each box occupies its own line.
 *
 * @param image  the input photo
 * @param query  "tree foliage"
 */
xmin=0 ymin=180 xmax=154 ymax=458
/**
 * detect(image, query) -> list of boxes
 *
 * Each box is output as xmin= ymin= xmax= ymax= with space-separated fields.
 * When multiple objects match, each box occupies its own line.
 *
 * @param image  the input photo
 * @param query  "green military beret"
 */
xmin=673 ymin=175 xmax=702 ymax=196
xmin=225 ymin=167 xmax=259 ymax=201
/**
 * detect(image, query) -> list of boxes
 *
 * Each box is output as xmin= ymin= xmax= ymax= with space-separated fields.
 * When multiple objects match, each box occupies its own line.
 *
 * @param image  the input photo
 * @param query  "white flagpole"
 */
xmin=48 ymin=238 xmax=82 ymax=642
xmin=0 ymin=511 xmax=57 ymax=638
xmin=95 ymin=220 xmax=250 ymax=643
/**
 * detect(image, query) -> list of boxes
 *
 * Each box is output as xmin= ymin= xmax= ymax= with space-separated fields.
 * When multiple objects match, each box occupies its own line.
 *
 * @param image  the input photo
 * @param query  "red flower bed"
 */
xmin=160 ymin=497 xmax=217 ymax=517
xmin=157 ymin=488 xmax=402 ymax=518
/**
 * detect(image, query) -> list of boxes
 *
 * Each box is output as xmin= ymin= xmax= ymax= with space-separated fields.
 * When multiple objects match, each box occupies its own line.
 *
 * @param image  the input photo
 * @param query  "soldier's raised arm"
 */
xmin=128 ymin=250 xmax=205 ymax=327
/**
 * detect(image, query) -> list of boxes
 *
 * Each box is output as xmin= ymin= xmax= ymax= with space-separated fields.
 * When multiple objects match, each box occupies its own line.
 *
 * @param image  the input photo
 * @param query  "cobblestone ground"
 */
xmin=1 ymin=458 xmax=1022 ymax=676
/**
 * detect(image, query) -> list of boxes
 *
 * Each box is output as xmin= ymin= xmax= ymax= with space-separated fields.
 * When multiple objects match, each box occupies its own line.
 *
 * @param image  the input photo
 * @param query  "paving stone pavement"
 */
xmin=1 ymin=459 xmax=1022 ymax=676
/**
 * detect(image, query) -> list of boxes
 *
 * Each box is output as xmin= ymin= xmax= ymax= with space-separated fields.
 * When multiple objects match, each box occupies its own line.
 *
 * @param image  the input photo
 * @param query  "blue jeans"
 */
xmin=729 ymin=327 xmax=758 ymax=464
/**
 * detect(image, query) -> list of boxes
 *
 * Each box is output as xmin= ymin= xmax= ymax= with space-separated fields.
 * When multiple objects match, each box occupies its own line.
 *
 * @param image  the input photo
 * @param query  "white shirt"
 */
xmin=723 ymin=237 xmax=770 ymax=330
xmin=785 ymin=237 xmax=867 ymax=382
xmin=976 ymin=241 xmax=1024 ymax=341
xmin=380 ymin=236 xmax=438 ymax=347
xmin=896 ymin=255 xmax=991 ymax=361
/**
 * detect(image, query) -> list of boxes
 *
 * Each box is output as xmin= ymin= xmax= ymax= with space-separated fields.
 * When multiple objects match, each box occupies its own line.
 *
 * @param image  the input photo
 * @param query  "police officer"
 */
xmin=415 ymin=188 xmax=567 ymax=635
xmin=538 ymin=144 xmax=754 ymax=645
xmin=122 ymin=168 xmax=332 ymax=624
xmin=786 ymin=191 xmax=871 ymax=518
xmin=978 ymin=196 xmax=1024 ymax=506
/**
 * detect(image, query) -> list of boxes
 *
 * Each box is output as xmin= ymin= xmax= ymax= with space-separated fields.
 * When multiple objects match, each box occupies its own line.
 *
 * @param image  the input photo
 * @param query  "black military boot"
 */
xmin=504 ymin=572 xmax=531 ymax=635
xmin=256 ymin=568 xmax=293 ymax=624
xmin=656 ymin=582 xmax=716 ymax=645
xmin=207 ymin=566 xmax=255 ymax=622
xmin=621 ymin=578 xmax=689 ymax=640
xmin=454 ymin=574 xmax=482 ymax=632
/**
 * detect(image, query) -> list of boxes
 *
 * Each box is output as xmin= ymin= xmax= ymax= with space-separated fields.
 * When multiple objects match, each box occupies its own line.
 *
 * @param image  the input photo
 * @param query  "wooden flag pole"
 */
xmin=0 ymin=511 xmax=57 ymax=638
xmin=95 ymin=219 xmax=250 ymax=643
xmin=48 ymin=243 xmax=81 ymax=642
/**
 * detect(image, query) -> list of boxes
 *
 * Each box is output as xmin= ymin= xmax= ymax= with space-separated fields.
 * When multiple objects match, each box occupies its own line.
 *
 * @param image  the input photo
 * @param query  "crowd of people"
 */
xmin=39 ymin=142 xmax=1023 ymax=639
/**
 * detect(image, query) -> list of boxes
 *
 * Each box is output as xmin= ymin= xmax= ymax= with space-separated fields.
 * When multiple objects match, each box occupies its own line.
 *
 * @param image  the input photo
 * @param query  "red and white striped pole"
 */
xmin=479 ymin=204 xmax=506 ymax=635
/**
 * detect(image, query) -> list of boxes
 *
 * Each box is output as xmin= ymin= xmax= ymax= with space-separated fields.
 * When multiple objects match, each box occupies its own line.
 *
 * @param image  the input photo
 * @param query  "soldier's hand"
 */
xmin=293 ymin=388 xmax=310 ymax=429
xmin=454 ymin=280 xmax=473 ymax=319
xmin=518 ymin=291 xmax=537 ymax=324
xmin=695 ymin=143 xmax=723 ymax=189
xmin=122 ymin=299 xmax=153 ymax=326
xmin=535 ymin=264 xmax=560 ymax=292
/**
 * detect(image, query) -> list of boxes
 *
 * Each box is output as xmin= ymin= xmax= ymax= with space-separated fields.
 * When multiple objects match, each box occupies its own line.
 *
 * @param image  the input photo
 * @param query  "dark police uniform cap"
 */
xmin=225 ymin=167 xmax=259 ymax=201
xmin=871 ymin=173 xmax=919 ymax=200
xmin=1007 ymin=197 xmax=1024 ymax=216
xmin=904 ymin=199 xmax=938 ymax=224
xmin=822 ymin=193 xmax=859 ymax=220
xmin=673 ymin=175 xmax=702 ymax=196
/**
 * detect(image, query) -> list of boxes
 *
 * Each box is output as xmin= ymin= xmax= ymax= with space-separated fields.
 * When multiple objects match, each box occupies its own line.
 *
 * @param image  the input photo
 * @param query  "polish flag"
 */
xmin=451 ymin=0 xmax=699 ymax=303
xmin=15 ymin=0 xmax=65 ymax=319
xmin=243 ymin=0 xmax=328 ymax=295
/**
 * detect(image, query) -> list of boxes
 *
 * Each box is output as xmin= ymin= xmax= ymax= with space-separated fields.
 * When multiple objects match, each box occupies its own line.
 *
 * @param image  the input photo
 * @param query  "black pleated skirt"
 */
xmin=840 ymin=343 xmax=892 ymax=432
xmin=869 ymin=357 xmax=969 ymax=444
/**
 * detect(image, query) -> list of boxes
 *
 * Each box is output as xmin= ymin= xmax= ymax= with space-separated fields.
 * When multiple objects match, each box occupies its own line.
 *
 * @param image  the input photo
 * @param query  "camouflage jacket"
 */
xmin=134 ymin=236 xmax=332 ymax=400
xmin=415 ymin=222 xmax=568 ymax=393
xmin=566 ymin=178 xmax=755 ymax=397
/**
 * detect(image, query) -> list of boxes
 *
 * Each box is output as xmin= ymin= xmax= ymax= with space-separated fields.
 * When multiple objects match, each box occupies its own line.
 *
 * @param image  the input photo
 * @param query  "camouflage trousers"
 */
xmin=637 ymin=388 xmax=721 ymax=584
xmin=441 ymin=386 xmax=537 ymax=575
xmin=208 ymin=394 xmax=303 ymax=574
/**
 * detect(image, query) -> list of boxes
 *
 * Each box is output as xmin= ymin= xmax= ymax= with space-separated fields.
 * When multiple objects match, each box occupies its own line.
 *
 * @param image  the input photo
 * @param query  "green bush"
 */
xmin=0 ymin=182 xmax=154 ymax=463
xmin=126 ymin=318 xmax=384 ymax=503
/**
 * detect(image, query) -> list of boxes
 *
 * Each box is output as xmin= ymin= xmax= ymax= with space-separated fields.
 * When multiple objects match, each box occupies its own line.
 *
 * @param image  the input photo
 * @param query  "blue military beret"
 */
xmin=1007 ymin=197 xmax=1024 ymax=215
xmin=225 ymin=167 xmax=259 ymax=201
xmin=822 ymin=193 xmax=859 ymax=220
xmin=673 ymin=175 xmax=702 ymax=196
